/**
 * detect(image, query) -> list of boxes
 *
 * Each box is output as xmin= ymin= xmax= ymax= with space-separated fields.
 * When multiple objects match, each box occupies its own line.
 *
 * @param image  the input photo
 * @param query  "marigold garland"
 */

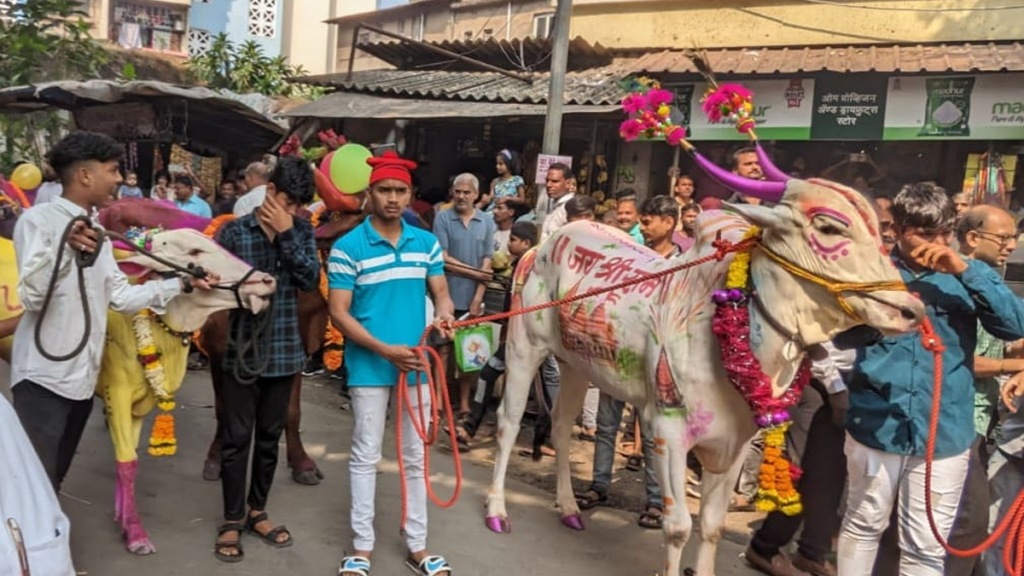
xmin=203 ymin=214 xmax=236 ymax=239
xmin=133 ymin=310 xmax=177 ymax=457
xmin=711 ymin=227 xmax=808 ymax=516
xmin=318 ymin=252 xmax=344 ymax=371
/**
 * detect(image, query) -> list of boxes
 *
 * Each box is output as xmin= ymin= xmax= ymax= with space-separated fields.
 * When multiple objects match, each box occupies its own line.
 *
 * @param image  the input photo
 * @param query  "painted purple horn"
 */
xmin=689 ymin=150 xmax=787 ymax=203
xmin=754 ymin=143 xmax=791 ymax=182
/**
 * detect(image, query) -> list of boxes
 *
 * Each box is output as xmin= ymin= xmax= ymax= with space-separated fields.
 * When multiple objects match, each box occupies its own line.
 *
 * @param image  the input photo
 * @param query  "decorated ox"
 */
xmin=484 ymin=159 xmax=926 ymax=576
xmin=99 ymin=227 xmax=277 ymax=554
xmin=102 ymin=199 xmax=366 ymax=487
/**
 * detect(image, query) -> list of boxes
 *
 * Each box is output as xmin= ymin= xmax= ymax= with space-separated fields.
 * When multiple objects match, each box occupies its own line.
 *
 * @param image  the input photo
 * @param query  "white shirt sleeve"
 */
xmin=811 ymin=343 xmax=847 ymax=394
xmin=540 ymin=206 xmax=566 ymax=244
xmin=14 ymin=213 xmax=74 ymax=311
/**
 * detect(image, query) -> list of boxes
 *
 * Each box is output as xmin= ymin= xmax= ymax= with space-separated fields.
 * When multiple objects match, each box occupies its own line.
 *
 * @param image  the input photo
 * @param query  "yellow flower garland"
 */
xmin=725 ymin=226 xmax=759 ymax=289
xmin=132 ymin=310 xmax=177 ymax=456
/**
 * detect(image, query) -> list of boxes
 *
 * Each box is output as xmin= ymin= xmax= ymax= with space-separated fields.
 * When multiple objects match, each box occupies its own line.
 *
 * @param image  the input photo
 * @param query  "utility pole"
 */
xmin=541 ymin=0 xmax=572 ymax=155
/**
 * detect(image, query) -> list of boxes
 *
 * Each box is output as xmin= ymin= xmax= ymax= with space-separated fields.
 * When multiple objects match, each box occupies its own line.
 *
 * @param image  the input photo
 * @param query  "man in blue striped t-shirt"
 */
xmin=328 ymin=151 xmax=455 ymax=576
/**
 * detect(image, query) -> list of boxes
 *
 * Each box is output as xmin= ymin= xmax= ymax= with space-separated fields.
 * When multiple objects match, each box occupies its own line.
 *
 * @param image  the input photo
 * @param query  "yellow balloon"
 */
xmin=10 ymin=163 xmax=42 ymax=190
xmin=0 ymin=238 xmax=22 ymax=362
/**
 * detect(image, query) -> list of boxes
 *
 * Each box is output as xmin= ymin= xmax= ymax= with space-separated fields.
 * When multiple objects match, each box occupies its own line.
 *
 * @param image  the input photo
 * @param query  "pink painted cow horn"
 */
xmin=689 ymin=150 xmax=787 ymax=203
xmin=754 ymin=143 xmax=791 ymax=183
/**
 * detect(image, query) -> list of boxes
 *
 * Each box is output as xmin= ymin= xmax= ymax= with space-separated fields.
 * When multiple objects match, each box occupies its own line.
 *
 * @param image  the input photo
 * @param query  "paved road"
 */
xmin=44 ymin=370 xmax=762 ymax=576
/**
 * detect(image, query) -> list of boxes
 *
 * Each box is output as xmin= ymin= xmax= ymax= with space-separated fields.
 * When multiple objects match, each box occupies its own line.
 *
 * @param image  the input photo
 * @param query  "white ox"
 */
xmin=484 ymin=158 xmax=925 ymax=576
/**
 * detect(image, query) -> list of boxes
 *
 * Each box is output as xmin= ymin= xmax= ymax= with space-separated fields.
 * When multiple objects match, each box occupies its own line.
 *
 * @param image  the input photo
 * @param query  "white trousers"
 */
xmin=581 ymin=385 xmax=599 ymax=430
xmin=349 ymin=385 xmax=430 ymax=553
xmin=837 ymin=436 xmax=969 ymax=576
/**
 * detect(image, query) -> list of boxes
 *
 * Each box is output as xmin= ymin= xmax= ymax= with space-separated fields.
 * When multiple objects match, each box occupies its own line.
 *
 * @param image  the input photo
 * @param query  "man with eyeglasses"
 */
xmin=835 ymin=184 xmax=1024 ymax=576
xmin=946 ymin=205 xmax=1021 ymax=576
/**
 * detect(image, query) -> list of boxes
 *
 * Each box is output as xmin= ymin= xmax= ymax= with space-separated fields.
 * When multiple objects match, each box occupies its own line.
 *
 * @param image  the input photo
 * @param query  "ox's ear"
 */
xmin=724 ymin=202 xmax=789 ymax=231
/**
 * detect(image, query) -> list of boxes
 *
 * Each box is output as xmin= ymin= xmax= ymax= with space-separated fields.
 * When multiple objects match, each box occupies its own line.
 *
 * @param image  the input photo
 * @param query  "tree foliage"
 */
xmin=0 ymin=0 xmax=110 ymax=172
xmin=188 ymin=34 xmax=322 ymax=98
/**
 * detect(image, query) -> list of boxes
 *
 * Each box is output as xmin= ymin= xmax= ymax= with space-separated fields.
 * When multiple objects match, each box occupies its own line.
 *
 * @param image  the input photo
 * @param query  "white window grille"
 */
xmin=532 ymin=13 xmax=554 ymax=39
xmin=187 ymin=28 xmax=212 ymax=57
xmin=247 ymin=0 xmax=277 ymax=38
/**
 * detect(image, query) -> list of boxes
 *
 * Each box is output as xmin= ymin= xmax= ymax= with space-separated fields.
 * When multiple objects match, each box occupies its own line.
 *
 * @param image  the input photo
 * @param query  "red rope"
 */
xmin=389 ymin=236 xmax=758 ymax=531
xmin=920 ymin=317 xmax=1024 ymax=575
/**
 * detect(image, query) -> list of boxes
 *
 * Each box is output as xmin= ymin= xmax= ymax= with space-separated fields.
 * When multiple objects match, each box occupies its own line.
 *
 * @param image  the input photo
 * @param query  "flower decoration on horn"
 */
xmin=617 ymin=77 xmax=690 ymax=146
xmin=711 ymin=227 xmax=810 ymax=516
xmin=702 ymin=83 xmax=756 ymax=135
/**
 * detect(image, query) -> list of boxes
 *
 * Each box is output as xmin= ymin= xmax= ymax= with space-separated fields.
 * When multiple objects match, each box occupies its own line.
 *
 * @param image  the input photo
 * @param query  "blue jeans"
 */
xmin=985 ymin=447 xmax=1024 ymax=575
xmin=589 ymin=393 xmax=662 ymax=510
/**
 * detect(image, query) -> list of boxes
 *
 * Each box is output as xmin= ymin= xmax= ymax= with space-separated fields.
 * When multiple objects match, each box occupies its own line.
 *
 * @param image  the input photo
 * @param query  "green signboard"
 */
xmin=810 ymin=76 xmax=887 ymax=140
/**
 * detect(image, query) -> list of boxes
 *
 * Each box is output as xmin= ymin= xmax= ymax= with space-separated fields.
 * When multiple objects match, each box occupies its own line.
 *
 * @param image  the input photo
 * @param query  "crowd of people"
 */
xmin=4 ymin=131 xmax=1024 ymax=576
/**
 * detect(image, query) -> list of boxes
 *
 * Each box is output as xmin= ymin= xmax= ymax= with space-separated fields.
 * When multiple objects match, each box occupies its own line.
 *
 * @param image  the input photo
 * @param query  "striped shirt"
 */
xmin=328 ymin=217 xmax=444 ymax=386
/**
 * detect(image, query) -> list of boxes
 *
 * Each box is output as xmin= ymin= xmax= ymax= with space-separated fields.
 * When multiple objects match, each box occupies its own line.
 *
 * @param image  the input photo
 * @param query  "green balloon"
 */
xmin=330 ymin=143 xmax=373 ymax=194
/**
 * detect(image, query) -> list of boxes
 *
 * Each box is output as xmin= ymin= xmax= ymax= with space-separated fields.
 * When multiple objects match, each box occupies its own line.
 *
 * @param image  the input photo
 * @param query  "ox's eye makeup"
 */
xmin=809 ymin=214 xmax=850 ymax=237
xmin=188 ymin=248 xmax=202 ymax=256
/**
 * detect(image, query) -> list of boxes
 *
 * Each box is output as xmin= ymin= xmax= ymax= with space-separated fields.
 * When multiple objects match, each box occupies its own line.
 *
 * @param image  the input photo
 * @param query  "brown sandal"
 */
xmin=214 ymin=522 xmax=245 ymax=563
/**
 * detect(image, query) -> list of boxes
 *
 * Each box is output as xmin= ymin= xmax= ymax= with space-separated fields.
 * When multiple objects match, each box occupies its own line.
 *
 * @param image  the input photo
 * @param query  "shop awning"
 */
xmin=0 ymin=80 xmax=288 ymax=157
xmin=626 ymin=41 xmax=1024 ymax=75
xmin=283 ymin=91 xmax=619 ymax=119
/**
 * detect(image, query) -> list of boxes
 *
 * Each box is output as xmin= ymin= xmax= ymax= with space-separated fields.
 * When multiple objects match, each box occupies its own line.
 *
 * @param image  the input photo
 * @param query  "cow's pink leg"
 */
xmin=485 ymin=341 xmax=546 ymax=533
xmin=114 ymin=470 xmax=124 ymax=522
xmin=115 ymin=460 xmax=156 ymax=555
xmin=653 ymin=415 xmax=694 ymax=576
xmin=693 ymin=447 xmax=748 ymax=576
xmin=551 ymin=365 xmax=589 ymax=530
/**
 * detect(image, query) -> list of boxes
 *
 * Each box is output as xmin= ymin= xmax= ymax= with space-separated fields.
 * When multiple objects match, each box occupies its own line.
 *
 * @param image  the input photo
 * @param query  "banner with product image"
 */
xmin=687 ymin=79 xmax=815 ymax=140
xmin=883 ymin=74 xmax=1024 ymax=140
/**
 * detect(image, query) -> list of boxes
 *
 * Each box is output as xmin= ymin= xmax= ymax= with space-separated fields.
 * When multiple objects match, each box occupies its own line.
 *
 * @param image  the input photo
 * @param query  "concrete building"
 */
xmin=79 ymin=0 xmax=346 ymax=75
xmin=332 ymin=0 xmax=556 ymax=72
xmin=570 ymin=0 xmax=1024 ymax=49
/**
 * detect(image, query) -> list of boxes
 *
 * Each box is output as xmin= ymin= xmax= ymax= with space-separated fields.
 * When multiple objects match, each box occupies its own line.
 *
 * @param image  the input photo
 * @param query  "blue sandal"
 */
xmin=338 ymin=556 xmax=371 ymax=576
xmin=406 ymin=555 xmax=452 ymax=575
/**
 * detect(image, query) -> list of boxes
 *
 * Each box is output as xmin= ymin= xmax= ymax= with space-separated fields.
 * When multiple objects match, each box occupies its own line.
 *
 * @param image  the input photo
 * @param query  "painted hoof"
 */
xmin=561 ymin=513 xmax=585 ymax=531
xmin=126 ymin=538 xmax=156 ymax=555
xmin=485 ymin=516 xmax=511 ymax=534
xmin=291 ymin=467 xmax=321 ymax=486
xmin=202 ymin=459 xmax=220 ymax=482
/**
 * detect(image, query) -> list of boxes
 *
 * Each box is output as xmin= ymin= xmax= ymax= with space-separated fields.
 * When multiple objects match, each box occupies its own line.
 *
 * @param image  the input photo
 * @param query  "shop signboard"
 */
xmin=810 ymin=76 xmax=887 ymax=140
xmin=882 ymin=74 xmax=1024 ymax=140
xmin=686 ymin=79 xmax=814 ymax=141
xmin=534 ymin=154 xmax=573 ymax=184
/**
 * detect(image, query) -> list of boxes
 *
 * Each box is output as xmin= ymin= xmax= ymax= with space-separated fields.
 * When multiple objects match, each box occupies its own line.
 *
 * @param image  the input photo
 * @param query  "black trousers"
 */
xmin=12 ymin=379 xmax=94 ymax=494
xmin=750 ymin=379 xmax=847 ymax=563
xmin=219 ymin=373 xmax=293 ymax=521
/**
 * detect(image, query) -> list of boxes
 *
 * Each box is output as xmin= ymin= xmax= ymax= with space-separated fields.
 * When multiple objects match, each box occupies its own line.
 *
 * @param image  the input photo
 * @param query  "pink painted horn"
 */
xmin=754 ymin=143 xmax=791 ymax=182
xmin=689 ymin=150 xmax=787 ymax=203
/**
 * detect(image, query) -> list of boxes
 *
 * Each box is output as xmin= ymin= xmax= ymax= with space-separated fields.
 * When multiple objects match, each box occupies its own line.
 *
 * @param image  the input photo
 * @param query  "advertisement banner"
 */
xmin=883 ymin=74 xmax=1024 ymax=140
xmin=810 ymin=76 xmax=887 ymax=140
xmin=687 ymin=79 xmax=815 ymax=141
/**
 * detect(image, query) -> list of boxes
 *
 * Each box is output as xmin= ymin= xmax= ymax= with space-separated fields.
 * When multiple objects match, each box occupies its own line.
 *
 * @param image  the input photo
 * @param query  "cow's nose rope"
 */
xmin=920 ymin=319 xmax=1024 ymax=575
xmin=756 ymin=244 xmax=908 ymax=319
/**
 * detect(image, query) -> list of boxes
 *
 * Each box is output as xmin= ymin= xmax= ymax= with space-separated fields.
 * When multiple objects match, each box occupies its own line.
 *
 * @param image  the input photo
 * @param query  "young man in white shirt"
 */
xmin=539 ymin=163 xmax=576 ymax=243
xmin=12 ymin=131 xmax=216 ymax=493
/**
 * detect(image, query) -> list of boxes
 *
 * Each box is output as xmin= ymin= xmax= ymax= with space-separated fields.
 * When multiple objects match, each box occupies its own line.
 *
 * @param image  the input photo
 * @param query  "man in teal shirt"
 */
xmin=835 ymin=184 xmax=1024 ymax=576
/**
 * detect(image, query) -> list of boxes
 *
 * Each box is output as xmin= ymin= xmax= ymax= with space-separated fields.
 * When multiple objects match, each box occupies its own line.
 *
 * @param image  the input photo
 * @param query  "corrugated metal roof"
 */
xmin=300 ymin=68 xmax=627 ymax=105
xmin=355 ymin=36 xmax=614 ymax=73
xmin=627 ymin=42 xmax=1024 ymax=75
xmin=283 ymin=91 xmax=618 ymax=119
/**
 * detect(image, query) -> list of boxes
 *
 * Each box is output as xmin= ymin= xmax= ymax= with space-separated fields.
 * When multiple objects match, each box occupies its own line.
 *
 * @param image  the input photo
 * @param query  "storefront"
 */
xmin=624 ymin=72 xmax=1023 ymax=204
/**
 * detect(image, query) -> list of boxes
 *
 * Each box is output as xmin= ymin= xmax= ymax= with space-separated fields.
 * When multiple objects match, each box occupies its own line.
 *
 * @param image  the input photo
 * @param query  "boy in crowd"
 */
xmin=329 ymin=151 xmax=455 ymax=576
xmin=452 ymin=221 xmax=538 ymax=447
xmin=565 ymin=195 xmax=597 ymax=223
xmin=213 ymin=157 xmax=320 ymax=562
xmin=835 ymin=183 xmax=1024 ymax=576
xmin=12 ymin=131 xmax=214 ymax=493
xmin=117 ymin=170 xmax=143 ymax=199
